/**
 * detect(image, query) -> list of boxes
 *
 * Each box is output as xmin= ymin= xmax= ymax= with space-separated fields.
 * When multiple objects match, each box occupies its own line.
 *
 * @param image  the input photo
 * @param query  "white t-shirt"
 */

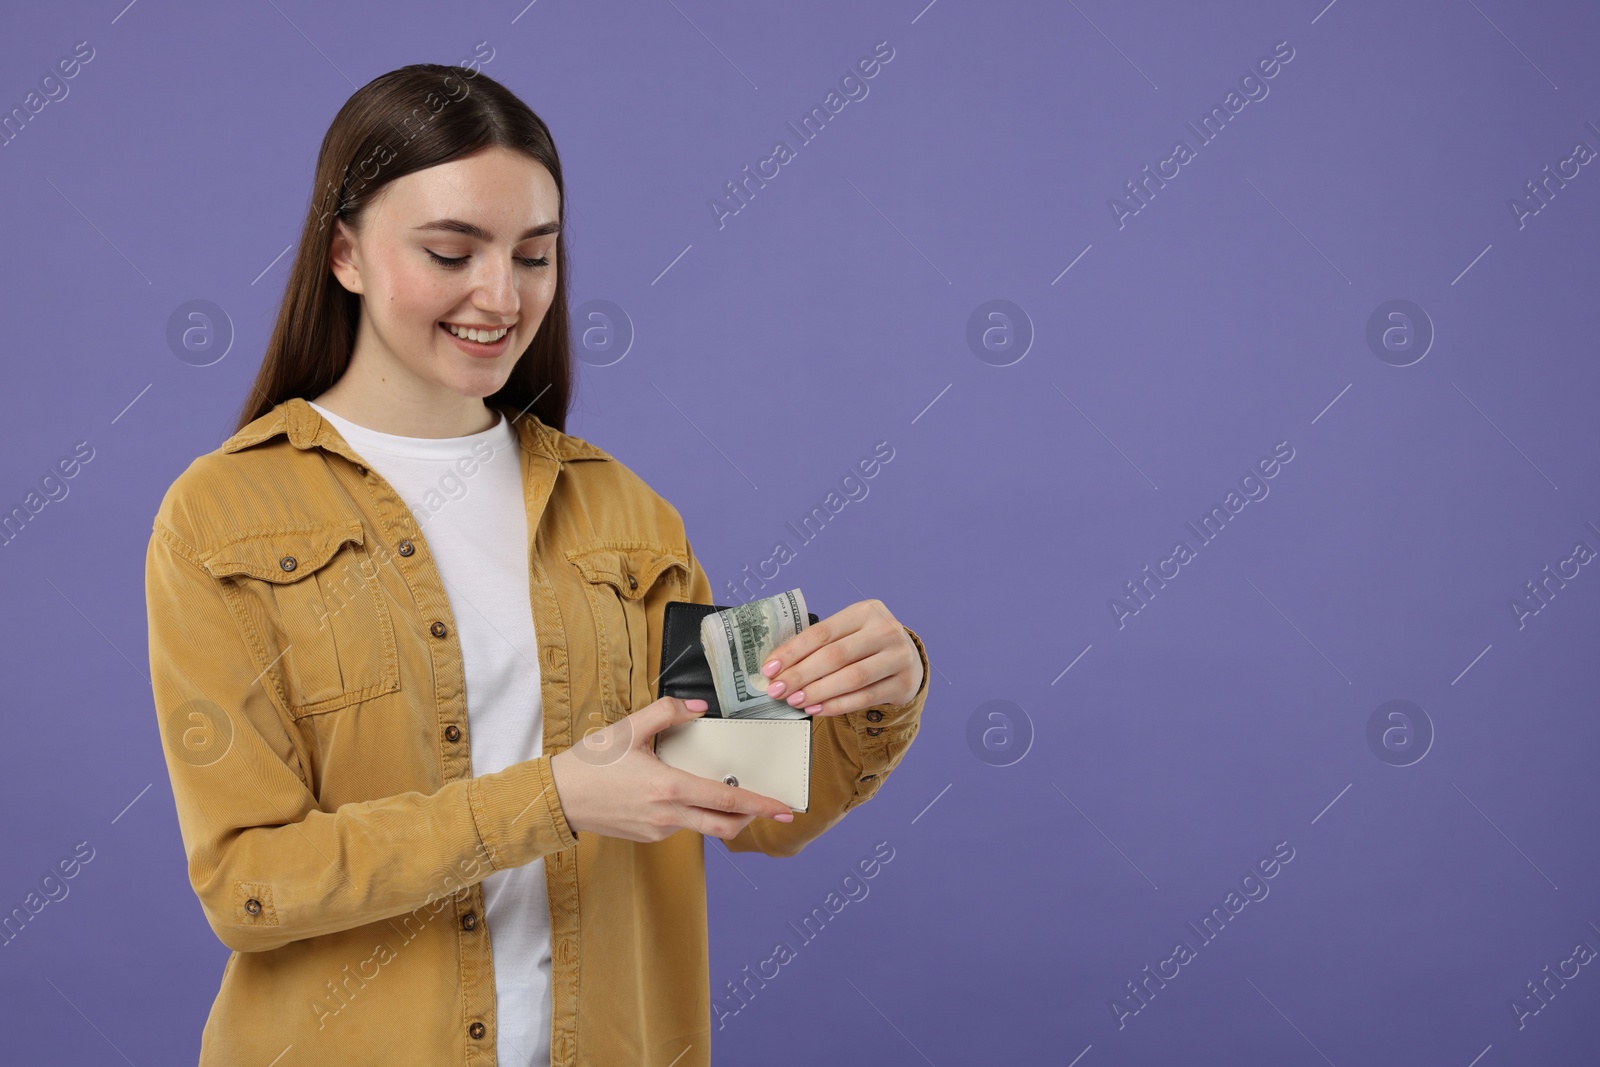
xmin=308 ymin=400 xmax=552 ymax=1067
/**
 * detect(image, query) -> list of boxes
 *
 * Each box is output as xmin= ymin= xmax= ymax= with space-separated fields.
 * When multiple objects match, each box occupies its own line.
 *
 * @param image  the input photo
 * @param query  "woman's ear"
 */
xmin=328 ymin=219 xmax=365 ymax=295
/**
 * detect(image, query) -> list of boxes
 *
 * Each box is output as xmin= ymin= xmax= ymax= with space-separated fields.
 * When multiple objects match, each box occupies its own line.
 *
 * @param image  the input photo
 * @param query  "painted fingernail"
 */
xmin=773 ymin=812 xmax=794 ymax=822
xmin=767 ymin=680 xmax=787 ymax=697
xmin=686 ymin=698 xmax=708 ymax=712
xmin=787 ymin=690 xmax=805 ymax=705
xmin=805 ymin=704 xmax=823 ymax=715
xmin=762 ymin=660 xmax=781 ymax=677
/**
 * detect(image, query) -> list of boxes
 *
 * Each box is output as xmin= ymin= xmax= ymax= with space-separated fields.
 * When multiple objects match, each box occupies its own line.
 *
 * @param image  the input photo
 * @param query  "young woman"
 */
xmin=145 ymin=64 xmax=929 ymax=1066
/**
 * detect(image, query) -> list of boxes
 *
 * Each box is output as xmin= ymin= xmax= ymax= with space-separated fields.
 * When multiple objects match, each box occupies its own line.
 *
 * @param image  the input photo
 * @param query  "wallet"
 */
xmin=652 ymin=600 xmax=816 ymax=812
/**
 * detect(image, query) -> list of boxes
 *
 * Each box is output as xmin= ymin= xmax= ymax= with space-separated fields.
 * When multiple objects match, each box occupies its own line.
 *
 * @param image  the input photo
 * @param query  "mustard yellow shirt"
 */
xmin=145 ymin=396 xmax=930 ymax=1066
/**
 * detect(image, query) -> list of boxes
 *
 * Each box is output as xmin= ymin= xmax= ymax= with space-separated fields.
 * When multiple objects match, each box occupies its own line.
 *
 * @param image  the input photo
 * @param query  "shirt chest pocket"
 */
xmin=566 ymin=542 xmax=688 ymax=720
xmin=201 ymin=520 xmax=401 ymax=719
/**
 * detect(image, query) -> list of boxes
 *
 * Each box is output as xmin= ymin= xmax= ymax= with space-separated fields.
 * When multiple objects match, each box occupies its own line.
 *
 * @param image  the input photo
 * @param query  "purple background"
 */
xmin=3 ymin=1 xmax=1598 ymax=1063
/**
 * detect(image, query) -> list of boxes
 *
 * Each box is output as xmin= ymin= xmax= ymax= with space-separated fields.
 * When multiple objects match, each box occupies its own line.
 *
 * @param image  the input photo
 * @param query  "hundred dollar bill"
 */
xmin=700 ymin=588 xmax=811 ymax=719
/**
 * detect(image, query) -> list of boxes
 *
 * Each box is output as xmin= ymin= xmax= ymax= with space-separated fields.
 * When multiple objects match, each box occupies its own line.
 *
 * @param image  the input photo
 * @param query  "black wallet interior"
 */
xmin=658 ymin=601 xmax=821 ymax=717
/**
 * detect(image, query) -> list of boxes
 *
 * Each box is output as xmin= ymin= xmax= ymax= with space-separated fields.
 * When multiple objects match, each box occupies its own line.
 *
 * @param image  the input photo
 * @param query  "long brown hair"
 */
xmin=234 ymin=63 xmax=575 ymax=434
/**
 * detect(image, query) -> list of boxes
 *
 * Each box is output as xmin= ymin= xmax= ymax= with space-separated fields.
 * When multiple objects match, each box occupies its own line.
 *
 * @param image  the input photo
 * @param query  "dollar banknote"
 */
xmin=700 ymin=588 xmax=812 ymax=719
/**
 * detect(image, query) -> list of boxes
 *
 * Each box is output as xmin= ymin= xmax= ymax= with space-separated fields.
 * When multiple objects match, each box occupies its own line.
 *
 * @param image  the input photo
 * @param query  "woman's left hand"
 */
xmin=760 ymin=599 xmax=923 ymax=717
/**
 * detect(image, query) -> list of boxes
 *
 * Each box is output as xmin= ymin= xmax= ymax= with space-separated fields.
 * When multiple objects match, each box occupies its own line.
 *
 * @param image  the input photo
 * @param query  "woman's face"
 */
xmin=329 ymin=145 xmax=561 ymax=401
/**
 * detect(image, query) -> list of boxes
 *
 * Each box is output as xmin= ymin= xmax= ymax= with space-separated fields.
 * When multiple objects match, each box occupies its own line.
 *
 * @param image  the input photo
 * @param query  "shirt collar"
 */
xmin=220 ymin=396 xmax=612 ymax=465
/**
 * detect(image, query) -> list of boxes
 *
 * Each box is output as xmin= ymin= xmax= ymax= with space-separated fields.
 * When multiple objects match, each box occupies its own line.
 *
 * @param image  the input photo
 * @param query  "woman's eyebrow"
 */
xmin=413 ymin=218 xmax=560 ymax=240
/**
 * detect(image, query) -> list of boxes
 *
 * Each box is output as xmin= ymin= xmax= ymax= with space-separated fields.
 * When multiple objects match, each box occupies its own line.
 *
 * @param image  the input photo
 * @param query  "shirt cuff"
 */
xmin=467 ymin=754 xmax=579 ymax=871
xmin=848 ymin=624 xmax=929 ymax=761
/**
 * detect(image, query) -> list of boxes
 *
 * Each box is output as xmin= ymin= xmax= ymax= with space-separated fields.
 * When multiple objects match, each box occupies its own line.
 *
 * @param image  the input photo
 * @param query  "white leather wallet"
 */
xmin=651 ymin=600 xmax=815 ymax=812
xmin=653 ymin=717 xmax=812 ymax=812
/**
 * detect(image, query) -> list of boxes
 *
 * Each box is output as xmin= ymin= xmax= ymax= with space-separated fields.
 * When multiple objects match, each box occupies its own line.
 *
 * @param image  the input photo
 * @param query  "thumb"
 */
xmin=641 ymin=696 xmax=710 ymax=738
xmin=572 ymin=698 xmax=705 ymax=768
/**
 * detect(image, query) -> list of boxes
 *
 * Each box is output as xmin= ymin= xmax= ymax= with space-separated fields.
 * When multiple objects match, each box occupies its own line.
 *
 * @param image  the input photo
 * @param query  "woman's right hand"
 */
xmin=547 ymin=696 xmax=795 ymax=842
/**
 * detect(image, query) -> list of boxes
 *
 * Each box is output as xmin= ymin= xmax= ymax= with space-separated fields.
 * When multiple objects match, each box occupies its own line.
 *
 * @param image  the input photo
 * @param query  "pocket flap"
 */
xmin=201 ymin=520 xmax=366 ymax=583
xmin=566 ymin=543 xmax=687 ymax=601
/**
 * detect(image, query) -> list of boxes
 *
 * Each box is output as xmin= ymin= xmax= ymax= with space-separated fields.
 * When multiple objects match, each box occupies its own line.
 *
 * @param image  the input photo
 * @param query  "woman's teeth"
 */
xmin=443 ymin=323 xmax=509 ymax=343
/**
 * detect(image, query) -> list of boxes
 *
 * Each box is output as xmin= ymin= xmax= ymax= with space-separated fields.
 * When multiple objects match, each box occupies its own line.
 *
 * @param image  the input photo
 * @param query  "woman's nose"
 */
xmin=474 ymin=260 xmax=519 ymax=313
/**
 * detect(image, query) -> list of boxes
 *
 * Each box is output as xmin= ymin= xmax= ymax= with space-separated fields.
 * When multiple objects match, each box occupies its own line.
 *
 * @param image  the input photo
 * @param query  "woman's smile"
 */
xmin=439 ymin=319 xmax=514 ymax=358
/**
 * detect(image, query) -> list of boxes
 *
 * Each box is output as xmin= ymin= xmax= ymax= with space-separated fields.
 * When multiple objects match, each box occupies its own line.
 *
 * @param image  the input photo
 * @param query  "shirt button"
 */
xmin=444 ymin=725 xmax=461 ymax=743
xmin=865 ymin=709 xmax=884 ymax=722
xmin=244 ymin=898 xmax=262 ymax=915
xmin=430 ymin=621 xmax=448 ymax=638
xmin=866 ymin=727 xmax=883 ymax=736
xmin=278 ymin=556 xmax=297 ymax=572
xmin=469 ymin=1021 xmax=486 ymax=1040
xmin=397 ymin=540 xmax=415 ymax=557
xmin=461 ymin=912 xmax=477 ymax=931
xmin=626 ymin=574 xmax=638 ymax=591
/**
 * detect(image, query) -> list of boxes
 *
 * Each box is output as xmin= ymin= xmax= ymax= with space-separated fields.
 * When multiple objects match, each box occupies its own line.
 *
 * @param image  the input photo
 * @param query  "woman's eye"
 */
xmin=426 ymin=249 xmax=550 ymax=270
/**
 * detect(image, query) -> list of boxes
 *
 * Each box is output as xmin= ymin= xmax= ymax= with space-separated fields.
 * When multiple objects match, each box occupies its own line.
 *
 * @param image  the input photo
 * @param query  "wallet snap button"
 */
xmin=722 ymin=774 xmax=738 ymax=787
